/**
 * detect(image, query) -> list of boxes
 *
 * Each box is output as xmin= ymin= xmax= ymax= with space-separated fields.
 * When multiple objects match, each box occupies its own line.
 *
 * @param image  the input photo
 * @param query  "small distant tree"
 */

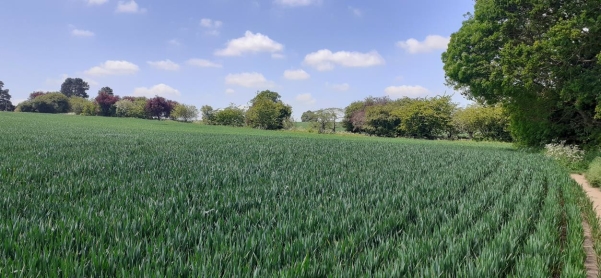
xmin=119 ymin=97 xmax=149 ymax=118
xmin=81 ymin=101 xmax=99 ymax=116
xmin=213 ymin=105 xmax=245 ymax=127
xmin=69 ymin=97 xmax=92 ymax=115
xmin=115 ymin=99 xmax=134 ymax=117
xmin=0 ymin=81 xmax=14 ymax=111
xmin=308 ymin=108 xmax=343 ymax=133
xmin=200 ymin=105 xmax=215 ymax=124
xmin=31 ymin=92 xmax=70 ymax=113
xmin=145 ymin=96 xmax=172 ymax=120
xmin=171 ymin=104 xmax=198 ymax=122
xmin=301 ymin=110 xmax=317 ymax=122
xmin=166 ymin=100 xmax=179 ymax=120
xmin=246 ymin=90 xmax=292 ymax=130
xmin=98 ymin=87 xmax=113 ymax=95
xmin=60 ymin=78 xmax=90 ymax=98
xmin=95 ymin=92 xmax=120 ymax=116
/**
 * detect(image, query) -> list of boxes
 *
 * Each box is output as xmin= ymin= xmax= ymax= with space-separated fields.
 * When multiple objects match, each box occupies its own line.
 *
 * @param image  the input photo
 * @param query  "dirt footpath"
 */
xmin=571 ymin=174 xmax=599 ymax=278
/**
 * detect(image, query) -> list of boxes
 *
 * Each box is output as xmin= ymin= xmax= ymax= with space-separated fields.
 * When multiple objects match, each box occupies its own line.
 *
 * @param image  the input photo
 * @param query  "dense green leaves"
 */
xmin=0 ymin=81 xmax=13 ymax=112
xmin=213 ymin=105 xmax=245 ymax=127
xmin=246 ymin=90 xmax=292 ymax=130
xmin=60 ymin=78 xmax=90 ymax=98
xmin=0 ymin=113 xmax=589 ymax=276
xmin=443 ymin=0 xmax=601 ymax=146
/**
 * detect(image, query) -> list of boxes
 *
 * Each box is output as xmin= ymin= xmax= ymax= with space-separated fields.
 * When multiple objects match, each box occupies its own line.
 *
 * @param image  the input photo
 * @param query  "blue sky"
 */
xmin=0 ymin=0 xmax=475 ymax=119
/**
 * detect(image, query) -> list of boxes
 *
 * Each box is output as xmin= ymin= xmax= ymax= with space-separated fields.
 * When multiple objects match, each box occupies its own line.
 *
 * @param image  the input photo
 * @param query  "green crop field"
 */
xmin=0 ymin=112 xmax=591 ymax=276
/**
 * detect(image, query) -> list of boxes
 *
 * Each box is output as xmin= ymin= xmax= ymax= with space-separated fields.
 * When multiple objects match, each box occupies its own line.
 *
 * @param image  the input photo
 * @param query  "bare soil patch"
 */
xmin=571 ymin=174 xmax=599 ymax=278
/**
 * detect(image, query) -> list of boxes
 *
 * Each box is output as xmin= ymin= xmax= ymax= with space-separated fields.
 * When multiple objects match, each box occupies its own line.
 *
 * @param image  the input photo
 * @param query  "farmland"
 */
xmin=0 ymin=112 xmax=592 ymax=276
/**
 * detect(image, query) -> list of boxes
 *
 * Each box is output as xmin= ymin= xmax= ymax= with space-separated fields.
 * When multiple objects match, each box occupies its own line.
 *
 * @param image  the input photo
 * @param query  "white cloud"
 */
xmin=168 ymin=39 xmax=181 ymax=46
xmin=200 ymin=18 xmax=222 ymax=28
xmin=45 ymin=74 xmax=98 ymax=88
xmin=225 ymin=72 xmax=275 ymax=88
xmin=88 ymin=0 xmax=108 ymax=5
xmin=328 ymin=83 xmax=350 ymax=92
xmin=295 ymin=93 xmax=316 ymax=105
xmin=215 ymin=31 xmax=284 ymax=57
xmin=303 ymin=49 xmax=385 ymax=71
xmin=348 ymin=6 xmax=362 ymax=17
xmin=225 ymin=88 xmax=235 ymax=95
xmin=274 ymin=0 xmax=320 ymax=7
xmin=116 ymin=0 xmax=146 ymax=13
xmin=397 ymin=35 xmax=450 ymax=54
xmin=283 ymin=69 xmax=310 ymax=80
xmin=186 ymin=59 xmax=222 ymax=68
xmin=133 ymin=84 xmax=181 ymax=98
xmin=271 ymin=53 xmax=286 ymax=59
xmin=384 ymin=85 xmax=430 ymax=98
xmin=84 ymin=60 xmax=140 ymax=76
xmin=200 ymin=18 xmax=222 ymax=35
xmin=147 ymin=60 xmax=180 ymax=71
xmin=72 ymin=29 xmax=95 ymax=37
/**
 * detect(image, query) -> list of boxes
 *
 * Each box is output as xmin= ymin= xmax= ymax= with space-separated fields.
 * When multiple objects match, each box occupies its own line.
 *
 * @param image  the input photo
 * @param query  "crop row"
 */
xmin=0 ymin=113 xmax=589 ymax=276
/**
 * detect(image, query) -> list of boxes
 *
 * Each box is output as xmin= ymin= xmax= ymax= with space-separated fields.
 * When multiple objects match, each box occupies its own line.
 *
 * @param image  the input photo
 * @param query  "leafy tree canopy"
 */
xmin=442 ymin=0 xmax=601 ymax=146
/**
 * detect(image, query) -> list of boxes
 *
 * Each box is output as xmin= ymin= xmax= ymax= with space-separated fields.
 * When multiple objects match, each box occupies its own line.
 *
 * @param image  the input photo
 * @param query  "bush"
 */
xmin=544 ymin=141 xmax=585 ymax=170
xmin=15 ymin=101 xmax=35 ymax=112
xmin=69 ymin=97 xmax=92 ymax=115
xmin=171 ymin=104 xmax=199 ymax=122
xmin=213 ymin=106 xmax=245 ymax=127
xmin=586 ymin=158 xmax=601 ymax=187
xmin=15 ymin=93 xmax=70 ymax=113
xmin=81 ymin=102 xmax=99 ymax=116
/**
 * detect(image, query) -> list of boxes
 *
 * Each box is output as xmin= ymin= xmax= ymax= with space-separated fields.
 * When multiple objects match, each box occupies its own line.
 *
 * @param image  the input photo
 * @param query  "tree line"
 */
xmin=11 ymin=78 xmax=197 ymax=122
xmin=337 ymin=95 xmax=511 ymax=141
xmin=3 ymin=78 xmax=294 ymax=130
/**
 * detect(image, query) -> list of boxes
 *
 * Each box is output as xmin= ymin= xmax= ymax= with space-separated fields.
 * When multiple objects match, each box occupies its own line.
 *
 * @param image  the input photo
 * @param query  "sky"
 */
xmin=0 ymin=0 xmax=475 ymax=119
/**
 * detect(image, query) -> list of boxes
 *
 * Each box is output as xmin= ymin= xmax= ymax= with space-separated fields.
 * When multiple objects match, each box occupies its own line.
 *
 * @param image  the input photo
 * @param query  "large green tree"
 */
xmin=60 ymin=78 xmax=90 ymax=98
xmin=0 ymin=81 xmax=14 ymax=111
xmin=245 ymin=90 xmax=292 ymax=130
xmin=442 ymin=0 xmax=601 ymax=146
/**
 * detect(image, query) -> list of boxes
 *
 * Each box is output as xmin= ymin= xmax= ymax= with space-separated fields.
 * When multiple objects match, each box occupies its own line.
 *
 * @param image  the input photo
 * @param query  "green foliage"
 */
xmin=17 ymin=92 xmax=70 ymax=113
xmin=200 ymin=105 xmax=215 ymax=124
xmin=114 ymin=98 xmax=148 ymax=119
xmin=171 ymin=104 xmax=198 ymax=122
xmin=68 ymin=97 xmax=92 ymax=115
xmin=0 ymin=81 xmax=14 ymax=111
xmin=213 ymin=105 xmax=245 ymax=127
xmin=344 ymin=96 xmax=457 ymax=139
xmin=246 ymin=90 xmax=292 ymax=130
xmin=453 ymin=105 xmax=512 ymax=141
xmin=442 ymin=0 xmax=601 ymax=146
xmin=303 ymin=108 xmax=342 ymax=134
xmin=0 ymin=113 xmax=589 ymax=276
xmin=15 ymin=101 xmax=34 ymax=112
xmin=81 ymin=101 xmax=99 ymax=116
xmin=60 ymin=78 xmax=90 ymax=98
xmin=586 ymin=157 xmax=601 ymax=187
xmin=301 ymin=110 xmax=316 ymax=122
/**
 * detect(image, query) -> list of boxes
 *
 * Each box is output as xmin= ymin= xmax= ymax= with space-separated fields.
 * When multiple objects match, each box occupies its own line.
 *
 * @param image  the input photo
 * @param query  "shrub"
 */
xmin=544 ymin=141 xmax=585 ymax=169
xmin=115 ymin=100 xmax=134 ymax=117
xmin=95 ymin=92 xmax=120 ymax=116
xmin=213 ymin=105 xmax=245 ymax=127
xmin=15 ymin=101 xmax=35 ymax=112
xmin=69 ymin=97 xmax=92 ymax=115
xmin=81 ymin=102 xmax=99 ymax=116
xmin=586 ymin=157 xmax=601 ymax=187
xmin=17 ymin=93 xmax=70 ymax=113
xmin=171 ymin=104 xmax=199 ymax=122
